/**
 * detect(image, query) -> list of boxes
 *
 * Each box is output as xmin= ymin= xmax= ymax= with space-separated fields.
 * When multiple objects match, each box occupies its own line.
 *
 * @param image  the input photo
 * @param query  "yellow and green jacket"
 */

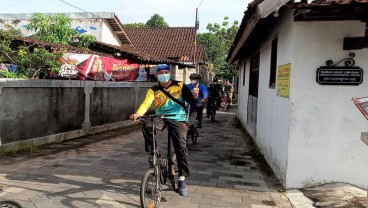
xmin=136 ymin=80 xmax=196 ymax=121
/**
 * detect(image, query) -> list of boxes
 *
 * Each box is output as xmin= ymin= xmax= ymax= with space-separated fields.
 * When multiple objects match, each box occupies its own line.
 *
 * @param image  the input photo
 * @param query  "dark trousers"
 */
xmin=207 ymin=97 xmax=220 ymax=116
xmin=190 ymin=104 xmax=204 ymax=123
xmin=142 ymin=119 xmax=190 ymax=177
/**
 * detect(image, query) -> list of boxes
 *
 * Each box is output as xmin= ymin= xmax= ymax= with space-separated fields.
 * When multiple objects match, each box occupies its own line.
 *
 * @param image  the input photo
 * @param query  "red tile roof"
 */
xmin=124 ymin=27 xmax=205 ymax=63
xmin=12 ymin=37 xmax=193 ymax=67
xmin=91 ymin=41 xmax=193 ymax=66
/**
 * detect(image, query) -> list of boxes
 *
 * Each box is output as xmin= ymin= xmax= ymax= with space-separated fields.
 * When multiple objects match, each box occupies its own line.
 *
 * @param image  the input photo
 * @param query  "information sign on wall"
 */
xmin=276 ymin=63 xmax=291 ymax=98
xmin=316 ymin=53 xmax=363 ymax=85
xmin=316 ymin=68 xmax=363 ymax=85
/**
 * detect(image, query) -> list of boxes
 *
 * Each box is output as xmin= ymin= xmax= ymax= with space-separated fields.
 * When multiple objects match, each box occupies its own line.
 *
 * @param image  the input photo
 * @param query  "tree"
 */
xmin=146 ymin=14 xmax=169 ymax=28
xmin=197 ymin=17 xmax=239 ymax=79
xmin=27 ymin=13 xmax=96 ymax=48
xmin=0 ymin=13 xmax=97 ymax=78
xmin=124 ymin=23 xmax=147 ymax=28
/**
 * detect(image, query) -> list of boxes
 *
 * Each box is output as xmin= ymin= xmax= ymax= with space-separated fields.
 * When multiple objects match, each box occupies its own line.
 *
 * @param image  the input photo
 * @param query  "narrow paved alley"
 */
xmin=0 ymin=106 xmax=292 ymax=208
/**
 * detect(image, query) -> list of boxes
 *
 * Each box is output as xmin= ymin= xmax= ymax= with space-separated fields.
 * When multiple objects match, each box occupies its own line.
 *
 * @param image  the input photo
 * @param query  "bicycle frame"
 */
xmin=141 ymin=115 xmax=177 ymax=186
xmin=138 ymin=114 xmax=180 ymax=208
xmin=147 ymin=117 xmax=161 ymax=193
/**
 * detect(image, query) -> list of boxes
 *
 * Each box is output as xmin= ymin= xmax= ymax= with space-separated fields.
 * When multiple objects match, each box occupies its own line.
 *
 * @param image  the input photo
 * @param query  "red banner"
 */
xmin=60 ymin=53 xmax=139 ymax=81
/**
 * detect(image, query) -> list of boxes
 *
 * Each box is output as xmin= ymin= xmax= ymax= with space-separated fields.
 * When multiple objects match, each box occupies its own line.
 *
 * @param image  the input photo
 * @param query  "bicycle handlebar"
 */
xmin=132 ymin=114 xmax=179 ymax=124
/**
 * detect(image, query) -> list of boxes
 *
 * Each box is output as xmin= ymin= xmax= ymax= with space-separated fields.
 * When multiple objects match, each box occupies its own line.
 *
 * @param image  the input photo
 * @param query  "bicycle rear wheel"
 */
xmin=140 ymin=168 xmax=161 ymax=208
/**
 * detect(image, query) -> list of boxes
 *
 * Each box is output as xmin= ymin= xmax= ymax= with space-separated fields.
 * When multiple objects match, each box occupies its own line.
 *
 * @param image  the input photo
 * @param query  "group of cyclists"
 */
xmin=187 ymin=72 xmax=235 ymax=125
xmin=129 ymin=64 xmax=234 ymax=197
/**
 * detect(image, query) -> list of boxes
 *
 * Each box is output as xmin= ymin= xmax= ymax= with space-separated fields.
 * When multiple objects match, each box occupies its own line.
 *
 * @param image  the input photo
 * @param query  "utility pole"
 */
xmin=194 ymin=8 xmax=199 ymax=73
xmin=194 ymin=0 xmax=203 ymax=74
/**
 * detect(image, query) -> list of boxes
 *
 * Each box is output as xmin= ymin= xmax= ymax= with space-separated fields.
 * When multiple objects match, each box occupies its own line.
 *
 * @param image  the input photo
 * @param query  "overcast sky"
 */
xmin=0 ymin=0 xmax=252 ymax=32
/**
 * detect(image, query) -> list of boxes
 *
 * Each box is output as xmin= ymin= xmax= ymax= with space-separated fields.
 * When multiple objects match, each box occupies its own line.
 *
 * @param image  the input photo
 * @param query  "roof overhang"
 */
xmin=288 ymin=1 xmax=368 ymax=21
xmin=227 ymin=0 xmax=368 ymax=64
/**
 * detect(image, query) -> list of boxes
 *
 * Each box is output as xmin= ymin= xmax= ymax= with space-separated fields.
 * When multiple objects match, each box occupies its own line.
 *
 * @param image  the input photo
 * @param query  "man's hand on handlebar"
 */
xmin=129 ymin=113 xmax=142 ymax=121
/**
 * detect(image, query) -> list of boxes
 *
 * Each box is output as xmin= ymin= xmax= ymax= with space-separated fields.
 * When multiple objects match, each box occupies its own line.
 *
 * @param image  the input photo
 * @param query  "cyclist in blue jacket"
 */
xmin=186 ymin=73 xmax=208 ymax=128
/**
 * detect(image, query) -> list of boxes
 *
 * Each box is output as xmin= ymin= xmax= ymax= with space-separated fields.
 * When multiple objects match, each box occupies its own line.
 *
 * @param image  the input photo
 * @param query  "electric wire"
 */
xmin=58 ymin=0 xmax=102 ymax=18
xmin=197 ymin=0 xmax=204 ymax=8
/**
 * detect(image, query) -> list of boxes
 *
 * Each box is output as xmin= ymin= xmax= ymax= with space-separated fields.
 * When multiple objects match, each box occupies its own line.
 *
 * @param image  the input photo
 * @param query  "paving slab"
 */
xmin=0 ymin=105 xmax=291 ymax=207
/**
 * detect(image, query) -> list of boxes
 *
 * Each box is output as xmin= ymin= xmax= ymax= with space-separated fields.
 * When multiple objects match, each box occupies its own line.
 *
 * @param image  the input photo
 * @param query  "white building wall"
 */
xmin=0 ymin=18 xmax=121 ymax=46
xmin=237 ymin=11 xmax=294 ymax=185
xmin=0 ymin=20 xmax=33 ymax=36
xmin=100 ymin=21 xmax=122 ymax=46
xmin=286 ymin=20 xmax=368 ymax=188
xmin=237 ymin=60 xmax=249 ymax=128
xmin=71 ymin=18 xmax=103 ymax=41
xmin=254 ymin=11 xmax=294 ymax=185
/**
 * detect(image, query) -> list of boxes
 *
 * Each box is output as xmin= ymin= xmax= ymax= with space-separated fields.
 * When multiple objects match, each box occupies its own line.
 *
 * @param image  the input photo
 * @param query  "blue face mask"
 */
xmin=157 ymin=74 xmax=171 ymax=83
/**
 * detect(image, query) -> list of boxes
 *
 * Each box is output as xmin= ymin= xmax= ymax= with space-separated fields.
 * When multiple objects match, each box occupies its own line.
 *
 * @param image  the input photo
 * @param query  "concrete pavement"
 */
xmin=1 ymin=105 xmax=367 ymax=207
xmin=0 ymin=106 xmax=292 ymax=207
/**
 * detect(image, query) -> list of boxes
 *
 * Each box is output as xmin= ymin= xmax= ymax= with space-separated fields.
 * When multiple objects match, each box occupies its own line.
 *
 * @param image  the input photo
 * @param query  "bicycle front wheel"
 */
xmin=191 ymin=130 xmax=198 ymax=144
xmin=140 ymin=168 xmax=161 ymax=208
xmin=0 ymin=200 xmax=22 ymax=208
xmin=211 ymin=108 xmax=216 ymax=122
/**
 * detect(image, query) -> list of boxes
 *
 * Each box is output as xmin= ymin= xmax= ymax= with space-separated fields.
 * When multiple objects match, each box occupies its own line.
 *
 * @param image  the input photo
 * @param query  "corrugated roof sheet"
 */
xmin=124 ymin=27 xmax=205 ymax=63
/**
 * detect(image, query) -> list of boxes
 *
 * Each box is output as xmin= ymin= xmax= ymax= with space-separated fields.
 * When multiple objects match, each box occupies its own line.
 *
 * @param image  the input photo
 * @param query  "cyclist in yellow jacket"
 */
xmin=129 ymin=64 xmax=196 ymax=197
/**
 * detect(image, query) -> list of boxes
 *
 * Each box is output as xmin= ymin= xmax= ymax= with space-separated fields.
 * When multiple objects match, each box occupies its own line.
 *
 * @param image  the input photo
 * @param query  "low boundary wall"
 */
xmin=0 ymin=79 xmax=154 ymax=149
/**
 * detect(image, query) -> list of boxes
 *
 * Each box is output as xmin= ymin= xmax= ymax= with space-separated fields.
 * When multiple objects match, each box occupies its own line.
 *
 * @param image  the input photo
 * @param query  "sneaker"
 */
xmin=178 ymin=180 xmax=188 ymax=196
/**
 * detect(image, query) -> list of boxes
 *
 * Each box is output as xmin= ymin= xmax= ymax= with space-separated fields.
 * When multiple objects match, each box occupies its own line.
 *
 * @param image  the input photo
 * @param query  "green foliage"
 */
xmin=0 ymin=26 xmax=21 ymax=63
xmin=27 ymin=13 xmax=96 ymax=47
xmin=124 ymin=22 xmax=147 ymax=28
xmin=0 ymin=13 xmax=96 ymax=79
xmin=146 ymin=14 xmax=169 ymax=28
xmin=197 ymin=17 xmax=239 ymax=79
xmin=0 ymin=69 xmax=28 ymax=78
xmin=123 ymin=13 xmax=169 ymax=28
xmin=0 ymin=27 xmax=29 ymax=78
xmin=15 ymin=47 xmax=63 ymax=78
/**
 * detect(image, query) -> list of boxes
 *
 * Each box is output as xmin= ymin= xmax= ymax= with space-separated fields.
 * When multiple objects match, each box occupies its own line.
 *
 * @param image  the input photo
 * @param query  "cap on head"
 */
xmin=189 ymin=73 xmax=201 ymax=80
xmin=155 ymin=64 xmax=170 ymax=73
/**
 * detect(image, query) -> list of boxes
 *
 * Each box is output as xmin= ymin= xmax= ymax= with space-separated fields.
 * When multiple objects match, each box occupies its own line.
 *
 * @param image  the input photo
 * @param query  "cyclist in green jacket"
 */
xmin=129 ymin=64 xmax=196 ymax=197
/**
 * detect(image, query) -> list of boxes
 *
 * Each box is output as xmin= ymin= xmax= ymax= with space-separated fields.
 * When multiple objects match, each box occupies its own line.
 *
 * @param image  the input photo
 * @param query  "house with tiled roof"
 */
xmin=0 ymin=12 xmax=196 ymax=81
xmin=227 ymin=0 xmax=368 ymax=189
xmin=0 ymin=12 xmax=131 ymax=47
xmin=124 ymin=27 xmax=205 ymax=82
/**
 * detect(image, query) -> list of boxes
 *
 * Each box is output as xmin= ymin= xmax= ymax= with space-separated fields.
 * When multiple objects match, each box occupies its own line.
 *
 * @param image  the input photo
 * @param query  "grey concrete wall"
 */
xmin=0 ymin=79 xmax=155 ymax=147
xmin=90 ymin=87 xmax=134 ymax=126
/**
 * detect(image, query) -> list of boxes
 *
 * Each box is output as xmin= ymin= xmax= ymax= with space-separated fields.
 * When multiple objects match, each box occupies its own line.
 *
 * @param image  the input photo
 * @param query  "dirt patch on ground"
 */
xmin=302 ymin=183 xmax=367 ymax=208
